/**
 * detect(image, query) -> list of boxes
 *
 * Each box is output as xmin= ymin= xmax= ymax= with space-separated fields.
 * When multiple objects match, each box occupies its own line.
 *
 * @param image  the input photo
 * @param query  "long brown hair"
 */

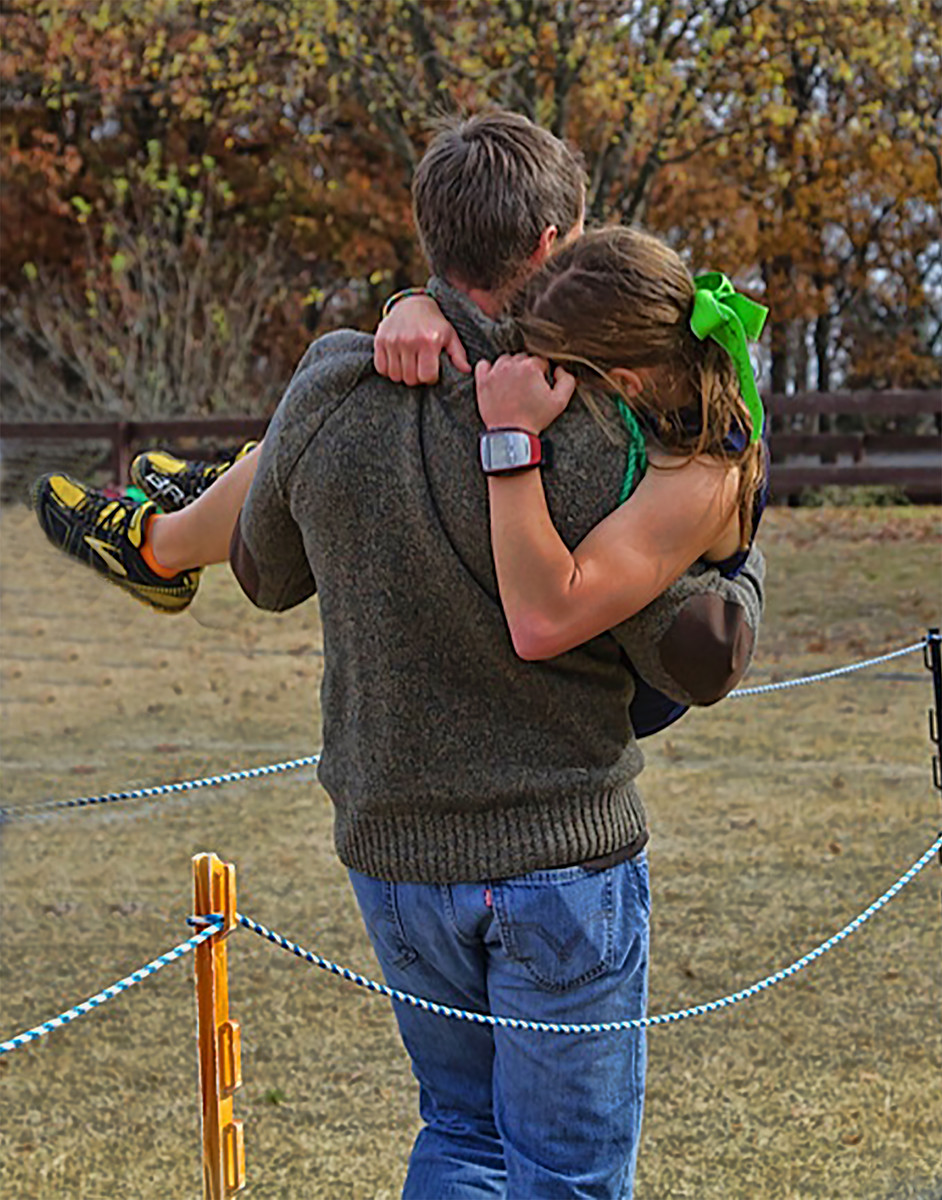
xmin=512 ymin=225 xmax=765 ymax=546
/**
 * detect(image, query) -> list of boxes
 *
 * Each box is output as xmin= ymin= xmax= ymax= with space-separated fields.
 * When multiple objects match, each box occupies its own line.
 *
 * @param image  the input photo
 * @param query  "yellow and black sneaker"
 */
xmin=129 ymin=441 xmax=258 ymax=512
xmin=30 ymin=474 xmax=201 ymax=613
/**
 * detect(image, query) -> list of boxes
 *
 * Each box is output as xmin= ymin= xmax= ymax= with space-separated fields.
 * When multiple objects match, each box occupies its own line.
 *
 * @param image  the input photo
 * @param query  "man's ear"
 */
xmin=610 ymin=367 xmax=645 ymax=399
xmin=530 ymin=225 xmax=559 ymax=268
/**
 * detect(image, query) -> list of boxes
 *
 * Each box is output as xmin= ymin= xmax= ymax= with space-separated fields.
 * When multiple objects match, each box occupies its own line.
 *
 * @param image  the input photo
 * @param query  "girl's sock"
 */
xmin=140 ymin=515 xmax=182 ymax=579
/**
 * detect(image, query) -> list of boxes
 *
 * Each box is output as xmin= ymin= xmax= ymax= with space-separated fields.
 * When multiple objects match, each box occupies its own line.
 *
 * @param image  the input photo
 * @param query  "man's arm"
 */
xmin=610 ymin=545 xmax=766 ymax=705
xmin=230 ymin=407 xmax=316 ymax=612
xmin=230 ymin=330 xmax=375 ymax=611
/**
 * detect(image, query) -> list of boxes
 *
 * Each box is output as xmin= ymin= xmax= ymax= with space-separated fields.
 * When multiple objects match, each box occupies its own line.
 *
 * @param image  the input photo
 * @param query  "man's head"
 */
xmin=412 ymin=110 xmax=585 ymax=301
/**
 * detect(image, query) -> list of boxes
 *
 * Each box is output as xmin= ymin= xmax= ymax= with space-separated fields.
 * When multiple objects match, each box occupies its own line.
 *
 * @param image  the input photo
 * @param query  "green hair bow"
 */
xmin=689 ymin=272 xmax=769 ymax=443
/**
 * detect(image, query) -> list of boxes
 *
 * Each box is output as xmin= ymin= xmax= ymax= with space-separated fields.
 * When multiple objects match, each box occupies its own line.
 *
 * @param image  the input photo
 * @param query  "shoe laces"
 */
xmin=78 ymin=488 xmax=150 ymax=545
xmin=179 ymin=459 xmax=224 ymax=497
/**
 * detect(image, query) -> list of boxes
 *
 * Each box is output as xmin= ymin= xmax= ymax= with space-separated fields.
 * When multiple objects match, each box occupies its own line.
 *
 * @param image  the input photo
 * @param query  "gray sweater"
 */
xmin=232 ymin=282 xmax=764 ymax=883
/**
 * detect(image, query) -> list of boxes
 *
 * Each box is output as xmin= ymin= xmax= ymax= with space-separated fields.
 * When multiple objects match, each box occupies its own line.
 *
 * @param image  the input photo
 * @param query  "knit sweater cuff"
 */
xmin=332 ymin=782 xmax=648 ymax=884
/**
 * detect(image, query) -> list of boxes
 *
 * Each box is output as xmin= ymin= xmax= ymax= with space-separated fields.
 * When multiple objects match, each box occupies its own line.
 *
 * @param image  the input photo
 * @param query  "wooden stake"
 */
xmin=193 ymin=853 xmax=245 ymax=1197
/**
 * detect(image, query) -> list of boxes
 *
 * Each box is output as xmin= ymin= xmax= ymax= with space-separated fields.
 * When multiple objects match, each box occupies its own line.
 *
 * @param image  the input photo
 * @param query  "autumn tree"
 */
xmin=654 ymin=0 xmax=941 ymax=393
xmin=1 ymin=0 xmax=938 ymax=419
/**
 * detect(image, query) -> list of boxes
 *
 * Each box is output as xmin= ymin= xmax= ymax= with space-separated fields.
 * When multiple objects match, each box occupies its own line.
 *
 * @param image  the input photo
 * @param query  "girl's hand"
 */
xmin=374 ymin=295 xmax=471 ymax=385
xmin=475 ymin=354 xmax=577 ymax=434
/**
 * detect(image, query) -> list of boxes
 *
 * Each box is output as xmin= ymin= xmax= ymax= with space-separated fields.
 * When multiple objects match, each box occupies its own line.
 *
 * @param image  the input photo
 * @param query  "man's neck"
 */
xmin=464 ymin=287 xmax=504 ymax=318
xmin=429 ymin=275 xmax=523 ymax=363
xmin=446 ymin=277 xmax=504 ymax=319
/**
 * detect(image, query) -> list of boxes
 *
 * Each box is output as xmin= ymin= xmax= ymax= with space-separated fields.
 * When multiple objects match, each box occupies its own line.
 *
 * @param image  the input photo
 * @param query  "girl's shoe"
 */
xmin=129 ymin=441 xmax=258 ymax=512
xmin=31 ymin=473 xmax=201 ymax=613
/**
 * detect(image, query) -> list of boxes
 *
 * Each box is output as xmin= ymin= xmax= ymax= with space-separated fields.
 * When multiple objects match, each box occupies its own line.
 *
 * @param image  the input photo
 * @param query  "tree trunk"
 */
xmin=814 ymin=282 xmax=833 ymax=440
xmin=763 ymin=257 xmax=792 ymax=398
xmin=814 ymin=309 xmax=831 ymax=393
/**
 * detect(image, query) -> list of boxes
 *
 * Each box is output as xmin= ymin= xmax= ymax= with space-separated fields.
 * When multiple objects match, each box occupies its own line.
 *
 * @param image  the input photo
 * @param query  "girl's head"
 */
xmin=512 ymin=225 xmax=765 ymax=543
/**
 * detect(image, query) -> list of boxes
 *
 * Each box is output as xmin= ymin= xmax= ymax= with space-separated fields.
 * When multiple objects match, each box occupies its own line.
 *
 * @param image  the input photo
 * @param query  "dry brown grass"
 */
xmin=1 ymin=503 xmax=941 ymax=1199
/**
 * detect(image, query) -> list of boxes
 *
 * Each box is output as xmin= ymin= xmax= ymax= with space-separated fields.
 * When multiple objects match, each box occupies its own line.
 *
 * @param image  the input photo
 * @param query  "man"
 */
xmin=228 ymin=111 xmax=764 ymax=1197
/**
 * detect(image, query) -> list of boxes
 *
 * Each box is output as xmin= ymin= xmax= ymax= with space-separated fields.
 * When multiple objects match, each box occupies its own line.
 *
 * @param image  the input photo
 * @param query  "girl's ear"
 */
xmin=609 ymin=367 xmax=645 ymax=399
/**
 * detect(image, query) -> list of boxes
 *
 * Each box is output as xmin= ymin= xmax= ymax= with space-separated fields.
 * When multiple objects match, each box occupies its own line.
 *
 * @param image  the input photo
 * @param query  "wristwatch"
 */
xmin=479 ymin=428 xmax=551 ymax=475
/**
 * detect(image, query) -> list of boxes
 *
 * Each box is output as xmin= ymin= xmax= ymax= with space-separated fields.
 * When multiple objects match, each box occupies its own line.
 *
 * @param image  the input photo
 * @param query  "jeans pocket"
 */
xmin=348 ymin=871 xmax=418 ymax=970
xmin=492 ymin=868 xmax=615 ymax=992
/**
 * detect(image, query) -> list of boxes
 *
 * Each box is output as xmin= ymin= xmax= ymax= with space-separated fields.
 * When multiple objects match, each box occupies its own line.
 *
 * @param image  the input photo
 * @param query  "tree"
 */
xmin=1 ymin=0 xmax=938 ymax=419
xmin=657 ymin=0 xmax=941 ymax=393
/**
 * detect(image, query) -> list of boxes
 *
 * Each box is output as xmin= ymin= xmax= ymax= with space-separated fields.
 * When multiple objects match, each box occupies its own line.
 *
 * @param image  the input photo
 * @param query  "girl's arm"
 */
xmin=374 ymin=293 xmax=471 ymax=384
xmin=476 ymin=355 xmax=740 ymax=661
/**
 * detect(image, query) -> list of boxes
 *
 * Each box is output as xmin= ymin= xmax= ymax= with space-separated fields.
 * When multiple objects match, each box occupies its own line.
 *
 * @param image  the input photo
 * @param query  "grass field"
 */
xmin=1 ymin=502 xmax=941 ymax=1199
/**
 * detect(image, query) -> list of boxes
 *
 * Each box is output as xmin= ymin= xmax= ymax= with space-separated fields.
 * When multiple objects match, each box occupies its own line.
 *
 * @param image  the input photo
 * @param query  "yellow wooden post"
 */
xmin=193 ymin=852 xmax=245 ymax=1198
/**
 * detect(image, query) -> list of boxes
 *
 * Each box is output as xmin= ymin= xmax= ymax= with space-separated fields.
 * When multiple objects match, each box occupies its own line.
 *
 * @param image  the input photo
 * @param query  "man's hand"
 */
xmin=475 ymin=354 xmax=576 ymax=434
xmin=374 ymin=295 xmax=471 ymax=385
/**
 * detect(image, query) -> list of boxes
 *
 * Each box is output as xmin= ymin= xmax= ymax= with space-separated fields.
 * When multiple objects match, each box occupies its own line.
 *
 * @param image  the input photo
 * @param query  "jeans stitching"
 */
xmin=492 ymin=870 xmax=616 ymax=993
xmin=382 ymin=881 xmax=419 ymax=968
xmin=628 ymin=858 xmax=651 ymax=915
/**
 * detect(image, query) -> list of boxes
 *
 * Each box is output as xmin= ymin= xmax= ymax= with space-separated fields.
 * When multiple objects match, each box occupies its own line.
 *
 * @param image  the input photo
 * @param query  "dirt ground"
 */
xmin=1 ymin=502 xmax=941 ymax=1199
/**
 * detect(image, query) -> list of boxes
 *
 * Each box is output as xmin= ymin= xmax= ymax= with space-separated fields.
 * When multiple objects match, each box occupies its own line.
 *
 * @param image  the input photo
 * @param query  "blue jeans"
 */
xmin=347 ymin=852 xmax=650 ymax=1199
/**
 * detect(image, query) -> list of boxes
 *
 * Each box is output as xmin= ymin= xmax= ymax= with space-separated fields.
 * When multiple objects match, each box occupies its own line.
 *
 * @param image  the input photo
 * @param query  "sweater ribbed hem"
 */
xmin=334 ymin=783 xmax=647 ymax=884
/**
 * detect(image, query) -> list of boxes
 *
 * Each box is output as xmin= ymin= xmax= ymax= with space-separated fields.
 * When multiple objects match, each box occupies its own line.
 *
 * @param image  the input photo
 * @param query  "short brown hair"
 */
xmin=412 ymin=110 xmax=585 ymax=293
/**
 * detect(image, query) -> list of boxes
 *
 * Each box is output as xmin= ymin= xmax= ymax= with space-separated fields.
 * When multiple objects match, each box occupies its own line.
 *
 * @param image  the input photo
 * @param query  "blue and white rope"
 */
xmin=0 ymin=923 xmax=219 ymax=1056
xmin=237 ymin=830 xmax=942 ymax=1035
xmin=0 ymin=638 xmax=930 ymax=822
xmin=1 ymin=637 xmax=929 ymax=823
xmin=0 ymin=753 xmax=322 ymax=821
xmin=3 ymin=833 xmax=938 ymax=1056
xmin=729 ymin=639 xmax=926 ymax=696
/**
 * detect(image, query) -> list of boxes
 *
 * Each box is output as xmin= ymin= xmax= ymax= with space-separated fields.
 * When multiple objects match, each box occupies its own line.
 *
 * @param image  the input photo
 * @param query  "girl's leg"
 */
xmin=146 ymin=443 xmax=261 ymax=572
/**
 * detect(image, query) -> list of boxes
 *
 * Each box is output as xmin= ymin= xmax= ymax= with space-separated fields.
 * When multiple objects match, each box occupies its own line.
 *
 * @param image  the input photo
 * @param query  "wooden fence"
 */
xmin=1 ymin=390 xmax=939 ymax=503
xmin=0 ymin=417 xmax=270 ymax=491
xmin=765 ymin=390 xmax=940 ymax=502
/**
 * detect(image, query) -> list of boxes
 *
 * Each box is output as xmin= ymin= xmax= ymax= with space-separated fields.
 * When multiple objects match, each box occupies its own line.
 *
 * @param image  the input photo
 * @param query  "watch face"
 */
xmin=481 ymin=431 xmax=536 ymax=472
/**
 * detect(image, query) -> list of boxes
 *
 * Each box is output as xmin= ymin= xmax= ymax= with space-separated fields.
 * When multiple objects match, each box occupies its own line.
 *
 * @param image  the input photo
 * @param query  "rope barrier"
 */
xmin=0 ymin=753 xmax=321 ymax=820
xmin=729 ymin=639 xmax=927 ymax=696
xmin=0 ymin=923 xmax=219 ymax=1056
xmin=2 ymin=830 xmax=939 ymax=1056
xmin=2 ymin=632 xmax=938 ymax=1199
xmin=236 ymin=830 xmax=942 ymax=1035
xmin=0 ymin=636 xmax=928 ymax=822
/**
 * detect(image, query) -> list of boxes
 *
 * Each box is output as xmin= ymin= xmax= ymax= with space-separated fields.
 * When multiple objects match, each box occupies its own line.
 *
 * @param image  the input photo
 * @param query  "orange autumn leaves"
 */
xmin=1 ymin=0 xmax=938 ymax=416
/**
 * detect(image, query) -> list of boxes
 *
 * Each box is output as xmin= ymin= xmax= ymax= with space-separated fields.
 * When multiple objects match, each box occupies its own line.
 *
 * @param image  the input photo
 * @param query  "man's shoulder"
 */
xmin=292 ymin=328 xmax=376 ymax=389
xmin=273 ymin=329 xmax=378 ymax=431
xmin=262 ymin=330 xmax=379 ymax=466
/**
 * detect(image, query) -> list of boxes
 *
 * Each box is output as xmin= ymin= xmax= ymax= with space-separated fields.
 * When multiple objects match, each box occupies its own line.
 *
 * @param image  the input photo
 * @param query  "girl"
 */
xmin=470 ymin=225 xmax=767 ymax=662
xmin=373 ymin=225 xmax=768 ymax=736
